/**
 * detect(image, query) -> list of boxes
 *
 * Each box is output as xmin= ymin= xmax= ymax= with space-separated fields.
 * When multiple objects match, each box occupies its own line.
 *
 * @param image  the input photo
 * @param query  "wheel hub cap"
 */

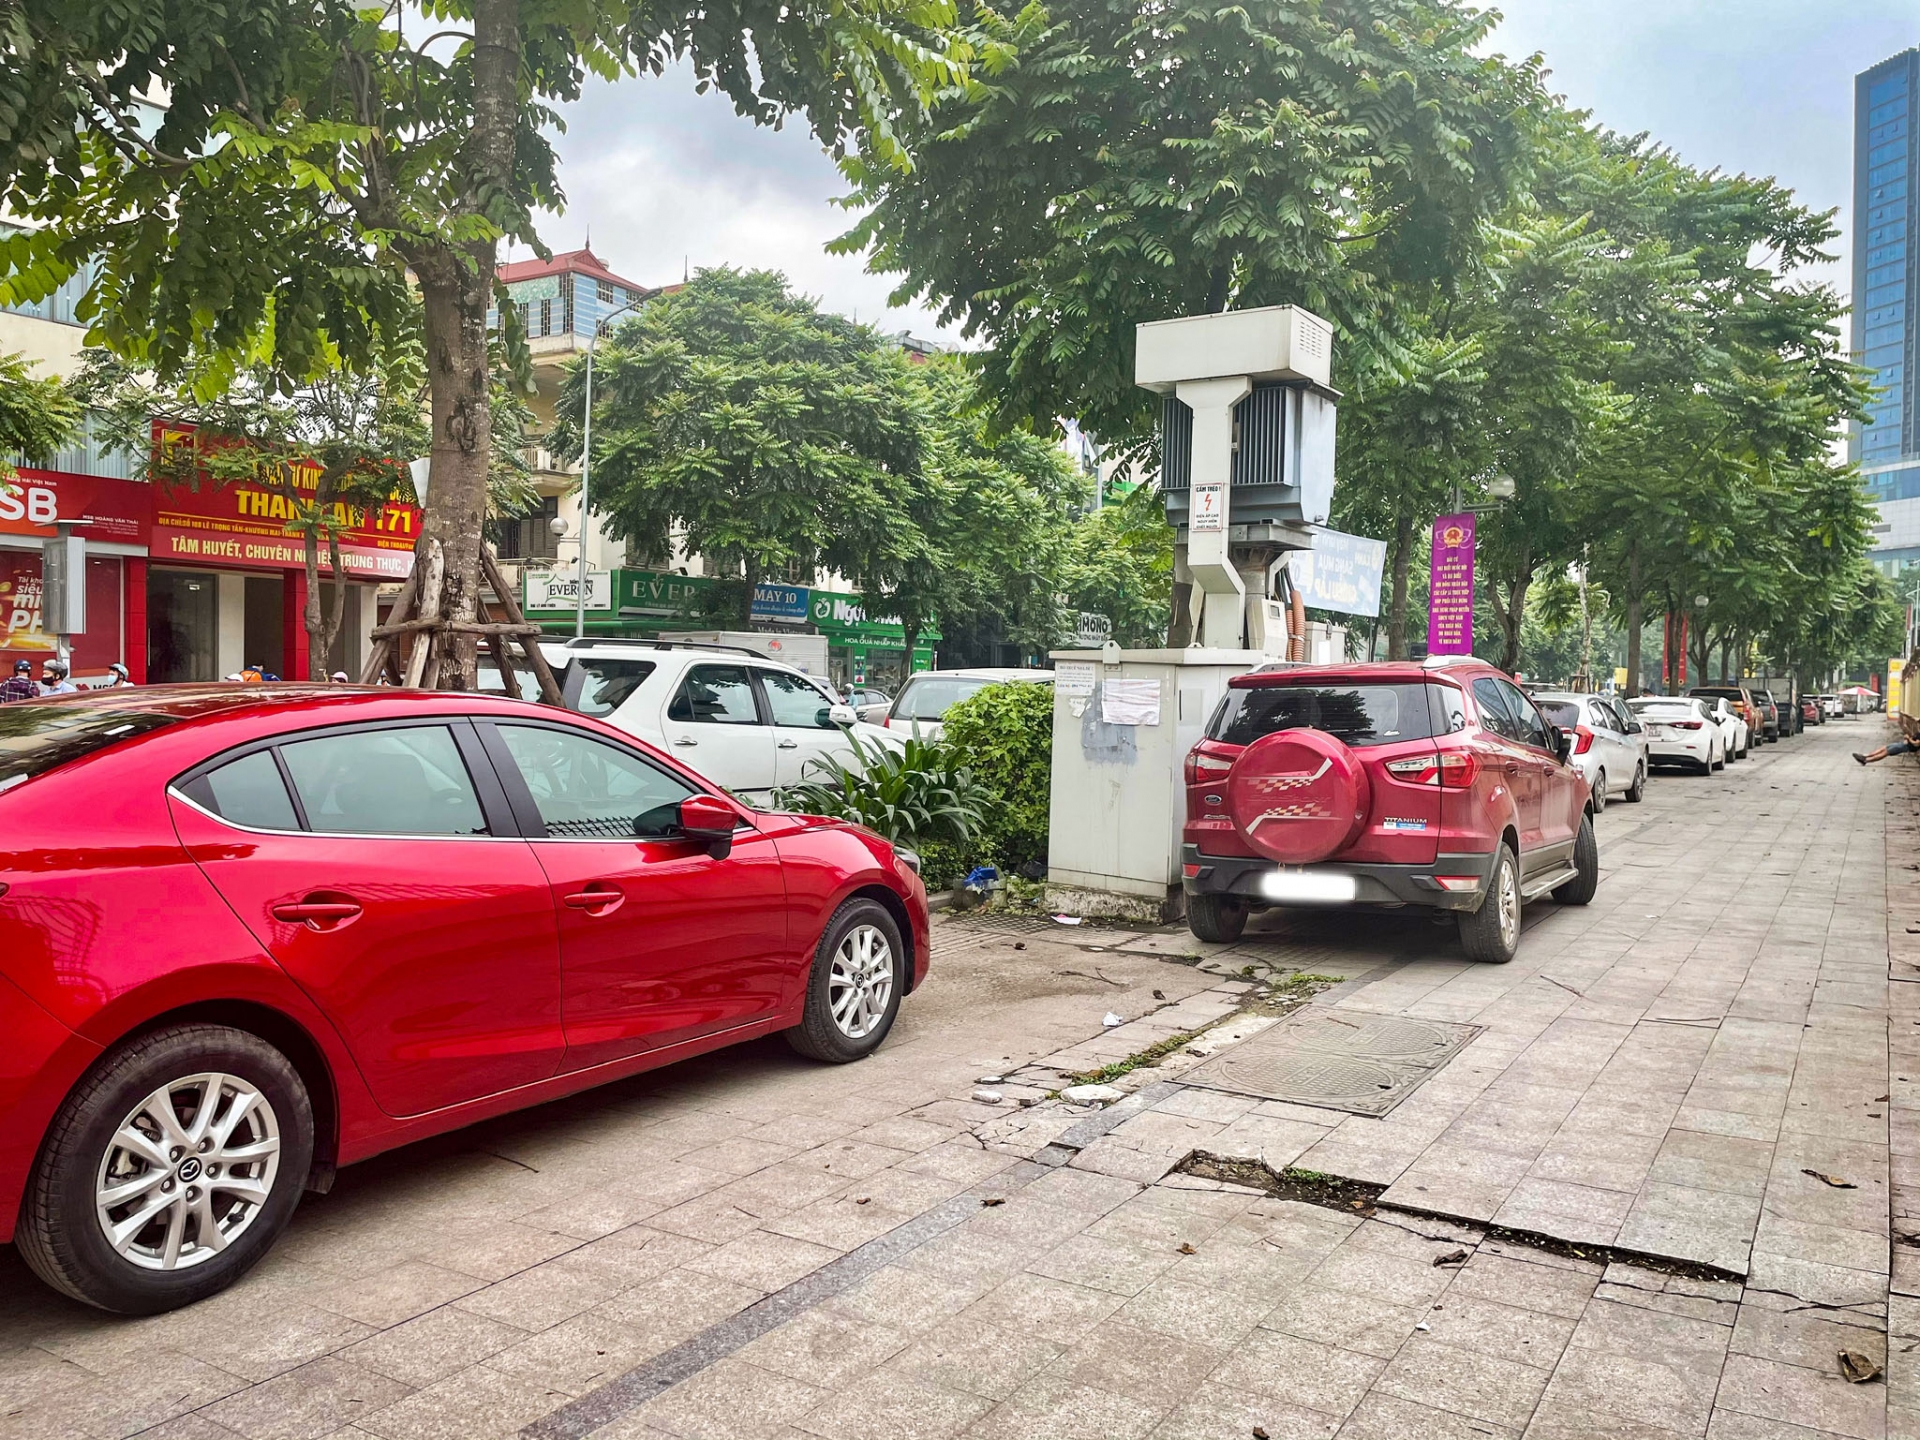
xmin=94 ymin=1072 xmax=281 ymax=1272
xmin=828 ymin=925 xmax=895 ymax=1040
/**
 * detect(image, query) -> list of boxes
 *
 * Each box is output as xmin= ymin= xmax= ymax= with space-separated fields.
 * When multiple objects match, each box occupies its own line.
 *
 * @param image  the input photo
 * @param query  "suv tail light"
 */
xmin=1384 ymin=750 xmax=1477 ymax=788
xmin=1185 ymin=749 xmax=1234 ymax=785
xmin=1572 ymin=725 xmax=1595 ymax=755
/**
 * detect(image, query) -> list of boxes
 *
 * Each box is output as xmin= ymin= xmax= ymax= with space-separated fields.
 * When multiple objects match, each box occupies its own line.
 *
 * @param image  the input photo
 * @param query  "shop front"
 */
xmin=807 ymin=590 xmax=936 ymax=693
xmin=0 ymin=466 xmax=150 ymax=685
xmin=147 ymin=440 xmax=421 ymax=681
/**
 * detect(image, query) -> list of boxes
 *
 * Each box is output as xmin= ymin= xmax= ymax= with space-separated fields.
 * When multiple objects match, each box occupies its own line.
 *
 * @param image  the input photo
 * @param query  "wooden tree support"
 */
xmin=357 ymin=544 xmax=565 ymax=706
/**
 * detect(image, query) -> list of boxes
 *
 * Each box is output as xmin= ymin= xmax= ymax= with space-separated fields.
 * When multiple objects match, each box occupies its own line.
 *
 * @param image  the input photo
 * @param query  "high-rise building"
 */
xmin=1855 ymin=48 xmax=1920 ymax=571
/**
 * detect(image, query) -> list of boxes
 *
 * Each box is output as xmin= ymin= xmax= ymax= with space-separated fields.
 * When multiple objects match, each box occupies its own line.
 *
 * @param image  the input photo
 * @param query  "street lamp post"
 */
xmin=574 ymin=290 xmax=649 ymax=640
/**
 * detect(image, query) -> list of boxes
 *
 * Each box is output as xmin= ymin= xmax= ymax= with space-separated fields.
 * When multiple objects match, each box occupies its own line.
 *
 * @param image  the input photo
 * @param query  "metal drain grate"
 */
xmin=1180 ymin=1008 xmax=1481 ymax=1116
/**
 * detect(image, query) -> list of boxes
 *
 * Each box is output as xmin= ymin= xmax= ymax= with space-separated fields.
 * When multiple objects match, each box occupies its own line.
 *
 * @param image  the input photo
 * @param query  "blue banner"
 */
xmin=1292 ymin=529 xmax=1387 ymax=618
xmin=750 ymin=581 xmax=811 ymax=626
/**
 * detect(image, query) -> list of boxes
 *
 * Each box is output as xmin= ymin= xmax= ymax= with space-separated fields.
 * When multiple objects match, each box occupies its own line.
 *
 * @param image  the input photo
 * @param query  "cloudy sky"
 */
xmin=520 ymin=2 xmax=1917 ymax=341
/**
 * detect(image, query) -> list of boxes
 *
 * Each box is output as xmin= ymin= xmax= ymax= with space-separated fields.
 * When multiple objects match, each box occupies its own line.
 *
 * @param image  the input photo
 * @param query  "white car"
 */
xmin=882 ymin=668 xmax=1054 ymax=740
xmin=1532 ymin=691 xmax=1648 ymax=811
xmin=480 ymin=639 xmax=896 ymax=800
xmin=1699 ymin=696 xmax=1750 ymax=761
xmin=1627 ymin=695 xmax=1724 ymax=775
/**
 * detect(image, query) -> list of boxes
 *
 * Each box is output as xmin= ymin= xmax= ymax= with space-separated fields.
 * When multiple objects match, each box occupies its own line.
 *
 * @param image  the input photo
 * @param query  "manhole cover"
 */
xmin=1181 ymin=1008 xmax=1480 ymax=1116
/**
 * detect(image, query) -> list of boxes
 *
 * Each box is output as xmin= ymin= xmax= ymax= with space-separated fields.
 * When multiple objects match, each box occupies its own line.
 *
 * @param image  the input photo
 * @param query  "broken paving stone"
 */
xmin=1840 ymin=1350 xmax=1882 ymax=1384
xmin=977 ymin=1074 xmax=1005 ymax=1084
xmin=1433 ymin=1249 xmax=1469 ymax=1267
xmin=1803 ymin=1169 xmax=1858 ymax=1188
xmin=972 ymin=1089 xmax=1005 ymax=1104
xmin=1062 ymin=1083 xmax=1126 ymax=1104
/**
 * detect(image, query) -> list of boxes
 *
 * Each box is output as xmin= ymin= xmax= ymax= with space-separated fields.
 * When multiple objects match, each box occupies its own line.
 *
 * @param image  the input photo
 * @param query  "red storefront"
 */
xmin=0 ymin=467 xmax=151 ymax=684
xmin=145 ymin=429 xmax=421 ymax=681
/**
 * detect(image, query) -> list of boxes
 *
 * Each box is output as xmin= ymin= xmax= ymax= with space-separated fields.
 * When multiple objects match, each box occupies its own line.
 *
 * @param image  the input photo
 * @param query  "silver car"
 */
xmin=1532 ymin=692 xmax=1649 ymax=811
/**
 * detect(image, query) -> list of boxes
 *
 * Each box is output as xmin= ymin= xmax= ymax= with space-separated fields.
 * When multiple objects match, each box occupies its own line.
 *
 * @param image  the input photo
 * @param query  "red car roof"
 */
xmin=1227 ymin=661 xmax=1487 ymax=689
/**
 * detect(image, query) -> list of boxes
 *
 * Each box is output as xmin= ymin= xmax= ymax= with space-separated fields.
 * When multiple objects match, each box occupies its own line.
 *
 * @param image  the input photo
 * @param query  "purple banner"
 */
xmin=1427 ymin=512 xmax=1476 ymax=656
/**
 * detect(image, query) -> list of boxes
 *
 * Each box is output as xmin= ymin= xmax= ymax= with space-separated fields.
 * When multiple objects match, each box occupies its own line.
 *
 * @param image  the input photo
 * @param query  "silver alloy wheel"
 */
xmin=1495 ymin=857 xmax=1520 ymax=950
xmin=94 ymin=1072 xmax=281 ymax=1272
xmin=828 ymin=924 xmax=895 ymax=1040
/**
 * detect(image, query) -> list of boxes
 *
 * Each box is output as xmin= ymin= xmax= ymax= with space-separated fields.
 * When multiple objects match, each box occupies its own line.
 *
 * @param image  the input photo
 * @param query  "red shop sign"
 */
xmin=2 ymin=467 xmax=152 ymax=546
xmin=149 ymin=423 xmax=420 ymax=580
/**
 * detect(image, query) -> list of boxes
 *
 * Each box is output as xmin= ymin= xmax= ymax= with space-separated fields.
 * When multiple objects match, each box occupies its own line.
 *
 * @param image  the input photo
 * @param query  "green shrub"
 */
xmin=937 ymin=679 xmax=1054 ymax=869
xmin=773 ymin=729 xmax=995 ymax=888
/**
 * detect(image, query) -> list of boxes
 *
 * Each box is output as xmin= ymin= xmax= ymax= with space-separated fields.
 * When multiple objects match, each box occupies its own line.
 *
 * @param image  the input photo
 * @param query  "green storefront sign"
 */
xmin=525 ymin=569 xmax=936 ymax=675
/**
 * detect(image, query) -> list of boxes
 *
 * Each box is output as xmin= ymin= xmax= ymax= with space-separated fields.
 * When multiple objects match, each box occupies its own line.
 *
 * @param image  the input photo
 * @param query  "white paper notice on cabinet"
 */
xmin=1100 ymin=678 xmax=1162 ymax=726
xmin=1054 ymin=661 xmax=1096 ymax=698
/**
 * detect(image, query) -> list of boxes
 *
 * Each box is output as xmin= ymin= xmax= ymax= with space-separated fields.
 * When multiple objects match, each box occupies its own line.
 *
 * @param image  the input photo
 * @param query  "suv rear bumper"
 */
xmin=1181 ymin=845 xmax=1497 ymax=912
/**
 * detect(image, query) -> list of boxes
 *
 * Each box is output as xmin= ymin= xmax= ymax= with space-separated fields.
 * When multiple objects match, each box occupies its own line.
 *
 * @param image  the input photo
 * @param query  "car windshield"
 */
xmin=1211 ymin=683 xmax=1436 ymax=748
xmin=1535 ymin=700 xmax=1581 ymax=729
xmin=893 ymin=677 xmax=994 ymax=721
xmin=0 ymin=706 xmax=177 ymax=793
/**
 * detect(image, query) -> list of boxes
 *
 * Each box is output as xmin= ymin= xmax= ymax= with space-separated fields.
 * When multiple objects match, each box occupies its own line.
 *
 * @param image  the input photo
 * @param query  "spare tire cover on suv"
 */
xmin=1226 ymin=727 xmax=1371 ymax=864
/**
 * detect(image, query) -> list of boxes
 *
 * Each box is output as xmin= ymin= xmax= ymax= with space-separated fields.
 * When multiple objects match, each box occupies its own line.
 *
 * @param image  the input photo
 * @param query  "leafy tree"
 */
xmin=565 ymin=268 xmax=929 ymax=627
xmin=1056 ymin=486 xmax=1173 ymax=648
xmin=0 ymin=0 xmax=959 ymax=687
xmin=0 ymin=352 xmax=79 ymax=483
xmin=839 ymin=0 xmax=1545 ymax=443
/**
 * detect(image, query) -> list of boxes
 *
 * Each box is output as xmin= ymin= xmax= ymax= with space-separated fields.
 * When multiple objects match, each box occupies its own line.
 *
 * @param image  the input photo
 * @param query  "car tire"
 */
xmin=1553 ymin=814 xmax=1599 ymax=905
xmin=1457 ymin=844 xmax=1520 ymax=964
xmin=16 ymin=1024 xmax=313 ymax=1315
xmin=1188 ymin=893 xmax=1248 ymax=944
xmin=1590 ymin=770 xmax=1607 ymax=814
xmin=786 ymin=898 xmax=907 ymax=1064
xmin=1624 ymin=763 xmax=1646 ymax=803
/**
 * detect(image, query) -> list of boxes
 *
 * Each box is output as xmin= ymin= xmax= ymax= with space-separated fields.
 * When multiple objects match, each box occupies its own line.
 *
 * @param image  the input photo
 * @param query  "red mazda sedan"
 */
xmin=0 ymin=686 xmax=928 ymax=1314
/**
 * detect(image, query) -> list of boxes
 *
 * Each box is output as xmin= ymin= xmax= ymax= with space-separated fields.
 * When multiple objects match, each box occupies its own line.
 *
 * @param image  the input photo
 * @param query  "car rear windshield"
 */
xmin=1209 ymin=683 xmax=1438 ymax=748
xmin=1633 ymin=701 xmax=1697 ymax=719
xmin=0 ymin=706 xmax=177 ymax=793
xmin=893 ymin=677 xmax=993 ymax=721
xmin=1536 ymin=700 xmax=1582 ymax=729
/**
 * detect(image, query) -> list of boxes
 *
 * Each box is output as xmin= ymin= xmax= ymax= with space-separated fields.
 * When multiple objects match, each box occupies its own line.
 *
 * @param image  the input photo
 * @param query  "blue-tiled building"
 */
xmin=1856 ymin=49 xmax=1920 ymax=571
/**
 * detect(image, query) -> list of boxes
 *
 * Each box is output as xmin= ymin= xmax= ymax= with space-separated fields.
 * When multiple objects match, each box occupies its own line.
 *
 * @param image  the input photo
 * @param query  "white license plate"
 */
xmin=1261 ymin=870 xmax=1358 ymax=903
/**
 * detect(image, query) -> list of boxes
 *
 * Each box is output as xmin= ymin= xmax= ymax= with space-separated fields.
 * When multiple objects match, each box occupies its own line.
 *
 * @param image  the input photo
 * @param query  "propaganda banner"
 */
xmin=1426 ymin=512 xmax=1475 ymax=656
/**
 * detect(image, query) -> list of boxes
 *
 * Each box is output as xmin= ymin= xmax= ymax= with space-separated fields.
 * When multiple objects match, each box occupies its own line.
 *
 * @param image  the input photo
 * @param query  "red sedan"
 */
xmin=0 ymin=686 xmax=928 ymax=1314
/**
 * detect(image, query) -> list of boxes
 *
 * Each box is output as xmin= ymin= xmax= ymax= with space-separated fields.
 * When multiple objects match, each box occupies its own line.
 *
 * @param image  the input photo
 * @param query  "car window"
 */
xmin=1536 ymin=699 xmax=1581 ymax=729
xmin=1470 ymin=677 xmax=1518 ymax=741
xmin=0 ymin=706 xmax=178 ymax=794
xmin=1210 ymin=684 xmax=1435 ymax=747
xmin=478 ymin=661 xmax=548 ymax=701
xmin=1429 ymin=684 xmax=1468 ymax=734
xmin=498 ymin=725 xmax=694 ymax=839
xmin=667 ymin=664 xmax=761 ymax=725
xmin=893 ymin=676 xmax=993 ymax=722
xmin=572 ymin=658 xmax=656 ymax=717
xmin=280 ymin=726 xmax=488 ymax=836
xmin=1584 ymin=700 xmax=1615 ymax=732
xmin=1605 ymin=698 xmax=1633 ymax=730
xmin=759 ymin=669 xmax=838 ymax=730
xmin=1496 ymin=679 xmax=1551 ymax=749
xmin=188 ymin=750 xmax=301 ymax=831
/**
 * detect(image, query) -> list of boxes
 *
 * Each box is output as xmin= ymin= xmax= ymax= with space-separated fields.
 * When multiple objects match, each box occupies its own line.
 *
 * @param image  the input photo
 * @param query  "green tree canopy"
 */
xmin=0 ymin=352 xmax=79 ymax=484
xmin=0 ymin=0 xmax=960 ymax=686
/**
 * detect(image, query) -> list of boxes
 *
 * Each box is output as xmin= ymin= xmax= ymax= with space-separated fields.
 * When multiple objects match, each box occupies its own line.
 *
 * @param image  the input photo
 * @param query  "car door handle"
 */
xmin=563 ymin=883 xmax=625 ymax=915
xmin=777 ymin=738 xmax=799 ymax=749
xmin=271 ymin=898 xmax=363 ymax=930
xmin=674 ymin=736 xmax=699 ymax=747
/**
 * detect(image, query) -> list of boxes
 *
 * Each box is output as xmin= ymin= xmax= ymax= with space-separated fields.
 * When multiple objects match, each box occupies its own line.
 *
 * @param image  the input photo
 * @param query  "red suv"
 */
xmin=0 ymin=687 xmax=927 ymax=1313
xmin=1182 ymin=659 xmax=1597 ymax=963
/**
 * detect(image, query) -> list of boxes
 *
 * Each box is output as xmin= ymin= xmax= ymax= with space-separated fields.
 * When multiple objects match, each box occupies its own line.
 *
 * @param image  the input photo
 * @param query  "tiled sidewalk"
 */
xmin=0 ymin=718 xmax=1906 ymax=1440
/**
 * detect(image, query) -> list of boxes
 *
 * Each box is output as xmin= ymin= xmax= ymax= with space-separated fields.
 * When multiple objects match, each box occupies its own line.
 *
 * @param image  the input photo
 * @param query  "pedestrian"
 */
xmin=0 ymin=659 xmax=39 ymax=703
xmin=39 ymin=658 xmax=77 ymax=694
xmin=100 ymin=662 xmax=133 ymax=689
xmin=330 ymin=671 xmax=349 ymax=683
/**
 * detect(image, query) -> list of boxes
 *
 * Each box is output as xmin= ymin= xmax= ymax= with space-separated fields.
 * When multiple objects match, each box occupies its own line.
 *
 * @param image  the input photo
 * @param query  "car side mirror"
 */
xmin=1550 ymin=725 xmax=1573 ymax=764
xmin=828 ymin=704 xmax=859 ymax=727
xmin=1627 ymin=720 xmax=1642 ymax=734
xmin=677 ymin=794 xmax=737 ymax=859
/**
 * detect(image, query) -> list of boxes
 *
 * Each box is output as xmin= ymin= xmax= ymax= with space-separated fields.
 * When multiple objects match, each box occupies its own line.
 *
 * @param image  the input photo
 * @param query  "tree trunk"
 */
xmin=401 ymin=0 xmax=521 ymax=690
xmin=1386 ymin=510 xmax=1414 ymax=660
xmin=1624 ymin=541 xmax=1642 ymax=695
xmin=1689 ymin=620 xmax=1713 ymax=686
xmin=319 ymin=530 xmax=351 ymax=675
xmin=1498 ymin=548 xmax=1533 ymax=676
